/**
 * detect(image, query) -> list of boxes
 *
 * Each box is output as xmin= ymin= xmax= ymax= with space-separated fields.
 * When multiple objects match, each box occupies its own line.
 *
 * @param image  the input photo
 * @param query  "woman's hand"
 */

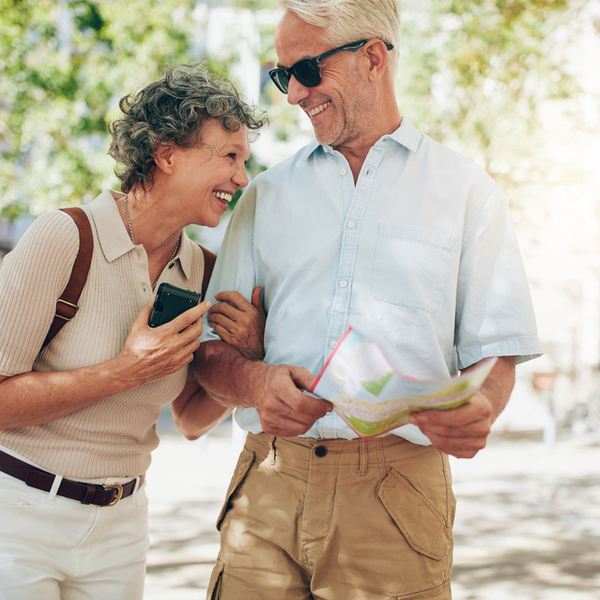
xmin=113 ymin=298 xmax=210 ymax=388
xmin=0 ymin=298 xmax=211 ymax=430
xmin=207 ymin=286 xmax=266 ymax=360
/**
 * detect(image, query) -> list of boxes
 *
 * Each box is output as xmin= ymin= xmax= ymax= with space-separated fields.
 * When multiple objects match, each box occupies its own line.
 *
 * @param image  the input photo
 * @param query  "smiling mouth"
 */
xmin=307 ymin=101 xmax=331 ymax=117
xmin=214 ymin=191 xmax=232 ymax=203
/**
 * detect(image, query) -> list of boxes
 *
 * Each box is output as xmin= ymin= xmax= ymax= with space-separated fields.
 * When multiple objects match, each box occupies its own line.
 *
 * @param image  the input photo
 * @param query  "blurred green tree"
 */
xmin=0 ymin=0 xmax=583 ymax=220
xmin=397 ymin=0 xmax=580 ymax=189
xmin=0 ymin=0 xmax=233 ymax=218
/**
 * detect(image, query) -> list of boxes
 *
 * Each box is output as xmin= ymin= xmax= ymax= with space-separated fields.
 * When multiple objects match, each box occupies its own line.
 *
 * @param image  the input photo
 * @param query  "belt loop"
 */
xmin=46 ymin=474 xmax=63 ymax=504
xmin=269 ymin=436 xmax=277 ymax=465
xmin=358 ymin=439 xmax=368 ymax=476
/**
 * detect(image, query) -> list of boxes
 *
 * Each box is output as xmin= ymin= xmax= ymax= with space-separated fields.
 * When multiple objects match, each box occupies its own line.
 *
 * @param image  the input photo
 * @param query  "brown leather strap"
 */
xmin=42 ymin=207 xmax=94 ymax=349
xmin=200 ymin=245 xmax=217 ymax=301
xmin=0 ymin=449 xmax=144 ymax=507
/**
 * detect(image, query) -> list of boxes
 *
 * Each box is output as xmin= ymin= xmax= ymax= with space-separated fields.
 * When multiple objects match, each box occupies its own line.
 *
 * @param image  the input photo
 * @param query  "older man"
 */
xmin=196 ymin=1 xmax=543 ymax=598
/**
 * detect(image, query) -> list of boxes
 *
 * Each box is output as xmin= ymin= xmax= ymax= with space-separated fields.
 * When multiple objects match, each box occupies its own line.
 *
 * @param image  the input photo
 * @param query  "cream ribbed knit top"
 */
xmin=0 ymin=190 xmax=206 ymax=479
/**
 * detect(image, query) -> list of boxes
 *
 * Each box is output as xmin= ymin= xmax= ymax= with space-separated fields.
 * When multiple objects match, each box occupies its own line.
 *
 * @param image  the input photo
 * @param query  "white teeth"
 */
xmin=307 ymin=101 xmax=331 ymax=117
xmin=214 ymin=192 xmax=232 ymax=202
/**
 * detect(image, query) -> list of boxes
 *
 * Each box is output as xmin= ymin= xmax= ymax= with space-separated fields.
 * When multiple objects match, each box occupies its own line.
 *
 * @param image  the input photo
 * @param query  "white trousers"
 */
xmin=0 ymin=470 xmax=149 ymax=600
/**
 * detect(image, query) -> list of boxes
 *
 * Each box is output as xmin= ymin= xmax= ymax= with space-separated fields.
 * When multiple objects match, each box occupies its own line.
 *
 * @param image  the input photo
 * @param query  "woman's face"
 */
xmin=169 ymin=119 xmax=251 ymax=228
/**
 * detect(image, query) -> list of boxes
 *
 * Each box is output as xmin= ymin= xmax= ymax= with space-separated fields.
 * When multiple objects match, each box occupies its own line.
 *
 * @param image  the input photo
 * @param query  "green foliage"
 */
xmin=397 ymin=0 xmax=580 ymax=188
xmin=0 ymin=0 xmax=233 ymax=218
xmin=0 ymin=0 xmax=584 ymax=220
xmin=227 ymin=0 xmax=279 ymax=10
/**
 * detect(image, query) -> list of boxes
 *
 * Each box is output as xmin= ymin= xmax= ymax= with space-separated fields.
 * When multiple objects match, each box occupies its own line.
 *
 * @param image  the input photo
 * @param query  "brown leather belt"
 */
xmin=0 ymin=449 xmax=144 ymax=507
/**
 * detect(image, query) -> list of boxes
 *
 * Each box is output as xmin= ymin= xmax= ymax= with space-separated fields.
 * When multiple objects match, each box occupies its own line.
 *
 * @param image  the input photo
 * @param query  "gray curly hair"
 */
xmin=108 ymin=64 xmax=266 ymax=194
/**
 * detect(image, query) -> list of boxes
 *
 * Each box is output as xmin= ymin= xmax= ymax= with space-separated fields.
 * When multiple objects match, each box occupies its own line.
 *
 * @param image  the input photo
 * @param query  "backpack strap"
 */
xmin=199 ymin=245 xmax=217 ymax=301
xmin=42 ymin=207 xmax=94 ymax=349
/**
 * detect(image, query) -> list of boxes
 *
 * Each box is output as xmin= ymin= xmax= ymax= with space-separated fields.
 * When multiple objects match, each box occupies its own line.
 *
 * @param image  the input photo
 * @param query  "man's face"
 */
xmin=274 ymin=11 xmax=373 ymax=150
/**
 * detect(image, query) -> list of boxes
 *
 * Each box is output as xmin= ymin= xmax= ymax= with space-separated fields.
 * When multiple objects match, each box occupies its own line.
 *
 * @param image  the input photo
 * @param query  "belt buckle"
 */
xmin=98 ymin=483 xmax=123 ymax=507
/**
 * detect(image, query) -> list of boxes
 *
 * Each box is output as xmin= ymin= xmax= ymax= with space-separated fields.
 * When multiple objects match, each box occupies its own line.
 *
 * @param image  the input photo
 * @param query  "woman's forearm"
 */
xmin=171 ymin=376 xmax=233 ymax=440
xmin=0 ymin=357 xmax=138 ymax=429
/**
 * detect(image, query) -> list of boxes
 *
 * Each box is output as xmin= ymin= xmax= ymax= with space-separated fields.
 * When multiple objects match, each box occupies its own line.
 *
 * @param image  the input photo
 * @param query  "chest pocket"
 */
xmin=371 ymin=223 xmax=453 ymax=314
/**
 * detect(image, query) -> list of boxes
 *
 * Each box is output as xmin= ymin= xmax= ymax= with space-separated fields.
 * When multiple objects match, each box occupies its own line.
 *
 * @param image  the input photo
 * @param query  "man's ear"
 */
xmin=363 ymin=39 xmax=389 ymax=83
xmin=154 ymin=144 xmax=176 ymax=174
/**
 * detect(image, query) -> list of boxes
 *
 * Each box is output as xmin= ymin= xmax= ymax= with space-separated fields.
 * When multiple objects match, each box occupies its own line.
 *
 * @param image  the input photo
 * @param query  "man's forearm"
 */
xmin=478 ymin=355 xmax=516 ymax=422
xmin=194 ymin=340 xmax=269 ymax=408
xmin=194 ymin=340 xmax=333 ymax=437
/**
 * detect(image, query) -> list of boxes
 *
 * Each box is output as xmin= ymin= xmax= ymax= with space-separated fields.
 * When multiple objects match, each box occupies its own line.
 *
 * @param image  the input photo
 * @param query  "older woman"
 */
xmin=0 ymin=64 xmax=266 ymax=600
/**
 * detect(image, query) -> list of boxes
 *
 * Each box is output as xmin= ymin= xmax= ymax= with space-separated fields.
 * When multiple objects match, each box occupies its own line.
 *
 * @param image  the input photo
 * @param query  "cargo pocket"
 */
xmin=216 ymin=449 xmax=255 ymax=531
xmin=207 ymin=558 xmax=225 ymax=600
xmin=394 ymin=579 xmax=451 ymax=599
xmin=378 ymin=468 xmax=447 ymax=561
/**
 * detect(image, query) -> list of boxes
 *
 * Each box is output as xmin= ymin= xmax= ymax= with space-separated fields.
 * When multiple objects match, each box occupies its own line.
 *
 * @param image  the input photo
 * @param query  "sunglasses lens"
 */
xmin=269 ymin=69 xmax=290 ymax=94
xmin=293 ymin=60 xmax=321 ymax=88
xmin=269 ymin=59 xmax=322 ymax=94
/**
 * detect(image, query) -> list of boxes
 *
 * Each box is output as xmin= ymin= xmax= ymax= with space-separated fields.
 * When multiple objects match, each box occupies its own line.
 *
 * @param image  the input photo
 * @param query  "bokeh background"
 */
xmin=2 ymin=0 xmax=600 ymax=598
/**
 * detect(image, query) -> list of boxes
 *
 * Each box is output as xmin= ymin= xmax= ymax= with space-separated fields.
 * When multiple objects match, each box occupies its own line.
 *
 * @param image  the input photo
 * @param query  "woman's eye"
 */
xmin=228 ymin=153 xmax=236 ymax=159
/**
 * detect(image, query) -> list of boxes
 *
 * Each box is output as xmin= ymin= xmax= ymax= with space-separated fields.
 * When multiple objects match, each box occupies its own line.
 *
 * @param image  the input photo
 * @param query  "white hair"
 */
xmin=278 ymin=0 xmax=400 ymax=74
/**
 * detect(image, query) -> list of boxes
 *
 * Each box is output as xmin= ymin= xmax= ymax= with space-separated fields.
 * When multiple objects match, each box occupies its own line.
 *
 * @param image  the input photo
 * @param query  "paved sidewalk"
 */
xmin=144 ymin=420 xmax=600 ymax=599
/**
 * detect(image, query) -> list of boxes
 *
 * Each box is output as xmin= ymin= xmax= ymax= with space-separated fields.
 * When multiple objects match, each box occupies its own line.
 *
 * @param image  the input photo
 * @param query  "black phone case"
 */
xmin=148 ymin=283 xmax=200 ymax=327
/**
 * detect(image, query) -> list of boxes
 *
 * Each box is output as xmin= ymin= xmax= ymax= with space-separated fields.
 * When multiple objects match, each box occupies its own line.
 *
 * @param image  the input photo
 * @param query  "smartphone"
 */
xmin=148 ymin=283 xmax=201 ymax=327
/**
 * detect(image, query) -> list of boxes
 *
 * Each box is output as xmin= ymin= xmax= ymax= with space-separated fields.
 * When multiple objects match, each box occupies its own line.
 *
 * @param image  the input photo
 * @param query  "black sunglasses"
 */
xmin=269 ymin=38 xmax=394 ymax=94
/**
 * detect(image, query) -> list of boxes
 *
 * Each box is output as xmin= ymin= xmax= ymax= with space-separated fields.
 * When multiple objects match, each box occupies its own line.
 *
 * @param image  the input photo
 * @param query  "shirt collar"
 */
xmin=88 ymin=189 xmax=133 ymax=263
xmin=384 ymin=116 xmax=421 ymax=153
xmin=88 ymin=188 xmax=195 ymax=282
xmin=300 ymin=116 xmax=422 ymax=161
xmin=177 ymin=230 xmax=195 ymax=281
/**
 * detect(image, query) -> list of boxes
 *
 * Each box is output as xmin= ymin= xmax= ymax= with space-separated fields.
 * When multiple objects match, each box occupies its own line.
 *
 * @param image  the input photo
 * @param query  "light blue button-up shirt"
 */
xmin=201 ymin=118 xmax=543 ymax=444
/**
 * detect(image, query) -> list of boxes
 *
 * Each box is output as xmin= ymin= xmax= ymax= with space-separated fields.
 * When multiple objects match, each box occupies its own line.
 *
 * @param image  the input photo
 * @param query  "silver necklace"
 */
xmin=124 ymin=195 xmax=180 ymax=289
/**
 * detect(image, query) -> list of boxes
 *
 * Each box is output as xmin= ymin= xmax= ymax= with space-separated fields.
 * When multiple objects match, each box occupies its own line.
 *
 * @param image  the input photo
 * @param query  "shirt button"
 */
xmin=315 ymin=445 xmax=328 ymax=457
xmin=340 ymin=280 xmax=347 ymax=288
xmin=340 ymin=168 xmax=347 ymax=175
xmin=348 ymin=221 xmax=356 ymax=229
xmin=330 ymin=341 xmax=337 ymax=349
xmin=142 ymin=285 xmax=147 ymax=292
xmin=168 ymin=263 xmax=174 ymax=269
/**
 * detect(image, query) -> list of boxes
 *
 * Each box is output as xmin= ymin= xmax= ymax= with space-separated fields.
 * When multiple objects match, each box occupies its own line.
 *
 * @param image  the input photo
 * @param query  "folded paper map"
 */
xmin=310 ymin=327 xmax=498 ymax=438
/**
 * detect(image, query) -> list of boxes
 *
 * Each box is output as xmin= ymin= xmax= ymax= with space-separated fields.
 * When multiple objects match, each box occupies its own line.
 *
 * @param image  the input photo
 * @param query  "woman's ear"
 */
xmin=154 ymin=144 xmax=175 ymax=174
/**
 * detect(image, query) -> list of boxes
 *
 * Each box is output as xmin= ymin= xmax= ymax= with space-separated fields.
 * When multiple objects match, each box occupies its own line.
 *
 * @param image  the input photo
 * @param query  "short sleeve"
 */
xmin=0 ymin=211 xmax=80 ymax=376
xmin=200 ymin=186 xmax=258 ymax=343
xmin=455 ymin=184 xmax=543 ymax=369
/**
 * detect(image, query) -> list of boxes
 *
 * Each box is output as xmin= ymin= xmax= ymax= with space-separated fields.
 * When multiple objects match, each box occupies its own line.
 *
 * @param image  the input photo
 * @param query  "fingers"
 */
xmin=259 ymin=397 xmax=332 ymax=437
xmin=289 ymin=365 xmax=317 ymax=394
xmin=130 ymin=297 xmax=155 ymax=329
xmin=213 ymin=290 xmax=254 ymax=311
xmin=408 ymin=393 xmax=492 ymax=459
xmin=251 ymin=287 xmax=265 ymax=315
xmin=256 ymin=365 xmax=332 ymax=436
xmin=164 ymin=300 xmax=211 ymax=337
xmin=118 ymin=299 xmax=209 ymax=386
xmin=208 ymin=289 xmax=266 ymax=361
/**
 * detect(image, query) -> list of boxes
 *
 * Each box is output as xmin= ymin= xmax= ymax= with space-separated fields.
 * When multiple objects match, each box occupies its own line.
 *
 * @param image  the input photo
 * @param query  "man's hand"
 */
xmin=194 ymin=340 xmax=332 ymax=438
xmin=408 ymin=356 xmax=516 ymax=459
xmin=408 ymin=392 xmax=492 ymax=458
xmin=208 ymin=287 xmax=266 ymax=361
xmin=253 ymin=363 xmax=332 ymax=437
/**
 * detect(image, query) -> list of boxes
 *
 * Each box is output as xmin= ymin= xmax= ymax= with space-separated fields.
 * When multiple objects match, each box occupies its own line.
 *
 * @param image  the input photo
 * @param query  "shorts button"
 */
xmin=315 ymin=445 xmax=327 ymax=457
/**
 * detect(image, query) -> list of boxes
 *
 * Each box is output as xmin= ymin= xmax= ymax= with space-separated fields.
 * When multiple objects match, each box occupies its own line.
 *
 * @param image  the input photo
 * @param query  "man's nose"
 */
xmin=286 ymin=75 xmax=310 ymax=106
